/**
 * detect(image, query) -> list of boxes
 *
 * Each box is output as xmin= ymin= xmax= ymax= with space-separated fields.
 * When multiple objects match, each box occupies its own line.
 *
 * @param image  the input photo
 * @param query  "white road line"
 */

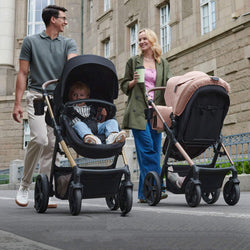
xmin=1 ymin=196 xmax=250 ymax=220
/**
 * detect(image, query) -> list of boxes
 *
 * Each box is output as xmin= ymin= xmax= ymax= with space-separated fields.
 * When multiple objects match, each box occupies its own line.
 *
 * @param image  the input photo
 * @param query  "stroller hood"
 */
xmin=54 ymin=54 xmax=119 ymax=117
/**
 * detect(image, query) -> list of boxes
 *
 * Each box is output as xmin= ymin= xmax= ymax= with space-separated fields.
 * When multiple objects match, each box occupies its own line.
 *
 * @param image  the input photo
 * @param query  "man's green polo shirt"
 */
xmin=20 ymin=31 xmax=77 ymax=94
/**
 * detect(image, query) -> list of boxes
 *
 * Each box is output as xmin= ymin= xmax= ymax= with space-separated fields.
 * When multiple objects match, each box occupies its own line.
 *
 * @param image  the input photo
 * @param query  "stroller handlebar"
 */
xmin=146 ymin=86 xmax=166 ymax=102
xmin=146 ymin=86 xmax=166 ymax=96
xmin=42 ymin=79 xmax=59 ymax=90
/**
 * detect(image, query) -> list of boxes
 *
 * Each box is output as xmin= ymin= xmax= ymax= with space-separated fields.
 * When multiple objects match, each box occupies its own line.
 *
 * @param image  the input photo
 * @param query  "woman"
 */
xmin=120 ymin=28 xmax=172 ymax=203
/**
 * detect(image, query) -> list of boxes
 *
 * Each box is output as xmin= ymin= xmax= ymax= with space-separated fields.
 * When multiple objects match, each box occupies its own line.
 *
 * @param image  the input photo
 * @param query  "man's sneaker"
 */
xmin=48 ymin=197 xmax=57 ymax=208
xmin=15 ymin=185 xmax=29 ymax=207
xmin=106 ymin=131 xmax=127 ymax=144
xmin=84 ymin=134 xmax=102 ymax=144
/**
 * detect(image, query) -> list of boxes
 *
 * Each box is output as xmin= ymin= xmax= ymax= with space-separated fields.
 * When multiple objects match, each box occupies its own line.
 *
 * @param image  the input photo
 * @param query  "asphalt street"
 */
xmin=0 ymin=190 xmax=250 ymax=250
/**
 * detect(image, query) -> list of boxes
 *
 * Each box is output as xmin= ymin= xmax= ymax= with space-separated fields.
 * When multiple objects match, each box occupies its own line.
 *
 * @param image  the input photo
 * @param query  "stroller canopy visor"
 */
xmin=55 ymin=54 xmax=119 ymax=106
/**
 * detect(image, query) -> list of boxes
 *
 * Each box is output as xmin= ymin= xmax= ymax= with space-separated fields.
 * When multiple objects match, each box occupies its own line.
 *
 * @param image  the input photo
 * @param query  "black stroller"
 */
xmin=34 ymin=55 xmax=133 ymax=216
xmin=143 ymin=71 xmax=240 ymax=207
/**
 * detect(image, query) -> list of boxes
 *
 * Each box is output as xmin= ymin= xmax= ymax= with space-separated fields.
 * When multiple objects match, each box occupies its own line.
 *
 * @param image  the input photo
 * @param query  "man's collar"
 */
xmin=40 ymin=31 xmax=62 ymax=40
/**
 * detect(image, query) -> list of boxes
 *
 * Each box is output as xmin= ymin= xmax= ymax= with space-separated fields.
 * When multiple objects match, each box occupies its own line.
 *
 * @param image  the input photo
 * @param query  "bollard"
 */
xmin=9 ymin=159 xmax=24 ymax=184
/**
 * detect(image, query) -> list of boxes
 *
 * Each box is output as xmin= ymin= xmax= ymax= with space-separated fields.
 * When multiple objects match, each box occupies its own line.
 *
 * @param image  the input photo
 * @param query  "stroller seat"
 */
xmin=61 ymin=114 xmax=125 ymax=159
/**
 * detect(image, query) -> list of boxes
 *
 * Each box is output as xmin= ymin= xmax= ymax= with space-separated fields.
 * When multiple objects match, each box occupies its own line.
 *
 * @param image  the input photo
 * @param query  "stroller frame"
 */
xmin=34 ymin=56 xmax=133 ymax=216
xmin=143 ymin=84 xmax=240 ymax=207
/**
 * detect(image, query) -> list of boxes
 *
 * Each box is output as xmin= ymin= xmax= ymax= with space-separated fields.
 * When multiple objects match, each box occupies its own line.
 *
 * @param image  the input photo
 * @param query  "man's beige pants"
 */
xmin=21 ymin=90 xmax=55 ymax=188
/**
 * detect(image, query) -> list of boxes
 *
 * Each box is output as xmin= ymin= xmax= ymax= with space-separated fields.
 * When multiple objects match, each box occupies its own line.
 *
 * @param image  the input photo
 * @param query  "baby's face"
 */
xmin=71 ymin=88 xmax=89 ymax=105
xmin=71 ymin=88 xmax=89 ymax=100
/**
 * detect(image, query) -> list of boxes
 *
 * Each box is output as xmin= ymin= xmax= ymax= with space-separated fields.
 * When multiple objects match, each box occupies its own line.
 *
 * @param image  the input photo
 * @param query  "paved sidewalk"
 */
xmin=1 ymin=190 xmax=250 ymax=250
xmin=0 ymin=230 xmax=61 ymax=250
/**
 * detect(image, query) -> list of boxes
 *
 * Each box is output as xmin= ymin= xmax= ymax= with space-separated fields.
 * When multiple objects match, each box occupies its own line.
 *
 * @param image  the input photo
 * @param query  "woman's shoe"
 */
xmin=138 ymin=199 xmax=147 ymax=203
xmin=160 ymin=193 xmax=168 ymax=200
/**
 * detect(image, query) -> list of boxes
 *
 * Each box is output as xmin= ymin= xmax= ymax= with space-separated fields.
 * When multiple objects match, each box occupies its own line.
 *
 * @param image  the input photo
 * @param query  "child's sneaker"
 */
xmin=106 ymin=131 xmax=126 ymax=144
xmin=15 ymin=185 xmax=29 ymax=207
xmin=84 ymin=134 xmax=102 ymax=144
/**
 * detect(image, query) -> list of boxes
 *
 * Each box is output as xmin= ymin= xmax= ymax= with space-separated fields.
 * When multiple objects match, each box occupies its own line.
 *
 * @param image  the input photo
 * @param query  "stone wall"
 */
xmin=0 ymin=0 xmax=249 ymax=170
xmin=0 ymin=95 xmax=26 ymax=169
xmin=166 ymin=18 xmax=250 ymax=136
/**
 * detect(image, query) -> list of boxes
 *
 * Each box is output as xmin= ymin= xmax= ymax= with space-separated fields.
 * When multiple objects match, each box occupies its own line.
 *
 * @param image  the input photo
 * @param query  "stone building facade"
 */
xmin=0 ymin=0 xmax=249 ymax=170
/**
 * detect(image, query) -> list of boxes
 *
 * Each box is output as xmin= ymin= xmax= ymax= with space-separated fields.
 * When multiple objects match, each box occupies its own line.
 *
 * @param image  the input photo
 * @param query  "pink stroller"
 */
xmin=143 ymin=71 xmax=240 ymax=207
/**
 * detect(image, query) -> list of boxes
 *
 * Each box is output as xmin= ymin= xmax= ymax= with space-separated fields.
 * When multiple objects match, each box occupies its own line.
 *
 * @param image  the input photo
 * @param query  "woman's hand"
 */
xmin=128 ymin=71 xmax=139 ymax=89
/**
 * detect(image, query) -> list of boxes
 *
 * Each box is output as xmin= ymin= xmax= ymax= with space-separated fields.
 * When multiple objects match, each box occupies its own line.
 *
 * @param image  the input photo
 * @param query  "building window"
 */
xmin=104 ymin=39 xmax=110 ymax=58
xmin=89 ymin=0 xmax=93 ymax=23
xmin=200 ymin=0 xmax=215 ymax=35
xmin=160 ymin=4 xmax=171 ymax=53
xmin=23 ymin=120 xmax=30 ymax=149
xmin=130 ymin=23 xmax=138 ymax=57
xmin=104 ymin=0 xmax=110 ymax=12
xmin=27 ymin=0 xmax=54 ymax=36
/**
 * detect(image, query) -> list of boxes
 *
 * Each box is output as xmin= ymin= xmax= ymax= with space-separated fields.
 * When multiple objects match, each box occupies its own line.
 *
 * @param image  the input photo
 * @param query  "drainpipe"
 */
xmin=81 ymin=0 xmax=83 ymax=55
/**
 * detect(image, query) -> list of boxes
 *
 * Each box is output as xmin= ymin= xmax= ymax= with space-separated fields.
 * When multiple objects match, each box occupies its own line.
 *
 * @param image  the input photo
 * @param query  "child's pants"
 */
xmin=73 ymin=118 xmax=119 ymax=139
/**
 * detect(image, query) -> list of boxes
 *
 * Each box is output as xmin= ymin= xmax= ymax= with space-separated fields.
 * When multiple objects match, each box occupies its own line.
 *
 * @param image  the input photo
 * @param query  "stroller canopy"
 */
xmin=54 ymin=54 xmax=119 ymax=111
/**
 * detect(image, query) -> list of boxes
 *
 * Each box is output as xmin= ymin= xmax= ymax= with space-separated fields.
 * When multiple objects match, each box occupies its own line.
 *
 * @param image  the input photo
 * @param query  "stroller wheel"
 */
xmin=106 ymin=195 xmax=119 ymax=210
xmin=201 ymin=189 xmax=220 ymax=204
xmin=223 ymin=181 xmax=240 ymax=206
xmin=143 ymin=171 xmax=161 ymax=206
xmin=185 ymin=180 xmax=201 ymax=207
xmin=69 ymin=186 xmax=82 ymax=216
xmin=119 ymin=181 xmax=133 ymax=215
xmin=34 ymin=174 xmax=49 ymax=213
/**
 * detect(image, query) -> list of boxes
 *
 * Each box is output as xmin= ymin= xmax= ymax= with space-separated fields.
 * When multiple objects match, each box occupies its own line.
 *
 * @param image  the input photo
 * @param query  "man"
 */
xmin=12 ymin=5 xmax=78 ymax=208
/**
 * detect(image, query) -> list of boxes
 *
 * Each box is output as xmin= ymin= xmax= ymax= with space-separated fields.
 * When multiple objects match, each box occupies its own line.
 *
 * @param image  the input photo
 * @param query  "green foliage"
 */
xmin=0 ymin=175 xmax=9 ymax=185
xmin=216 ymin=160 xmax=250 ymax=175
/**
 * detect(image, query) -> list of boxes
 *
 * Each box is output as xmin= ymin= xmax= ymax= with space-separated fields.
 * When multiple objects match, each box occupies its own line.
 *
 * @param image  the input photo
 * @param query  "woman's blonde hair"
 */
xmin=138 ymin=28 xmax=162 ymax=64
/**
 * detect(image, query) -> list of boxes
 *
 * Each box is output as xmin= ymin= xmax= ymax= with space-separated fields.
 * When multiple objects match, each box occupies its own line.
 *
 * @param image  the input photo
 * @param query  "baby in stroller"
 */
xmin=33 ymin=55 xmax=133 ymax=216
xmin=68 ymin=81 xmax=126 ymax=144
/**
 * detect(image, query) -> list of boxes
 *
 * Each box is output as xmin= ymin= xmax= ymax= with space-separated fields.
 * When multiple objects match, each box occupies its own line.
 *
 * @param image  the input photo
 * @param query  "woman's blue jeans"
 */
xmin=132 ymin=120 xmax=162 ymax=200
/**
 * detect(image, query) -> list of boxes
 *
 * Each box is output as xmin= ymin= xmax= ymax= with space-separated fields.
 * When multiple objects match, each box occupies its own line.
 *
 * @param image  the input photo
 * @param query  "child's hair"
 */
xmin=68 ymin=81 xmax=90 ymax=100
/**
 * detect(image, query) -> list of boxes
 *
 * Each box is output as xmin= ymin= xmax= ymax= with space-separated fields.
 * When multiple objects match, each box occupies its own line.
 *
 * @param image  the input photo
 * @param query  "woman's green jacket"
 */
xmin=120 ymin=55 xmax=172 ymax=130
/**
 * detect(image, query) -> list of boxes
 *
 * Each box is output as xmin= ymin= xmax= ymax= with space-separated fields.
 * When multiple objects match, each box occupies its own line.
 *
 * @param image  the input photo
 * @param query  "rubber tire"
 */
xmin=69 ymin=187 xmax=82 ymax=216
xmin=106 ymin=195 xmax=119 ymax=210
xmin=202 ymin=189 xmax=220 ymax=204
xmin=143 ymin=171 xmax=161 ymax=206
xmin=119 ymin=182 xmax=133 ymax=215
xmin=223 ymin=181 xmax=240 ymax=206
xmin=34 ymin=174 xmax=49 ymax=213
xmin=185 ymin=180 xmax=201 ymax=207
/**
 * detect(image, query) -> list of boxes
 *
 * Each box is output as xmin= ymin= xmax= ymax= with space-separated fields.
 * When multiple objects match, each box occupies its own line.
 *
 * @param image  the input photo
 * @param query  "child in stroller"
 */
xmin=68 ymin=81 xmax=126 ymax=144
xmin=33 ymin=55 xmax=133 ymax=216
